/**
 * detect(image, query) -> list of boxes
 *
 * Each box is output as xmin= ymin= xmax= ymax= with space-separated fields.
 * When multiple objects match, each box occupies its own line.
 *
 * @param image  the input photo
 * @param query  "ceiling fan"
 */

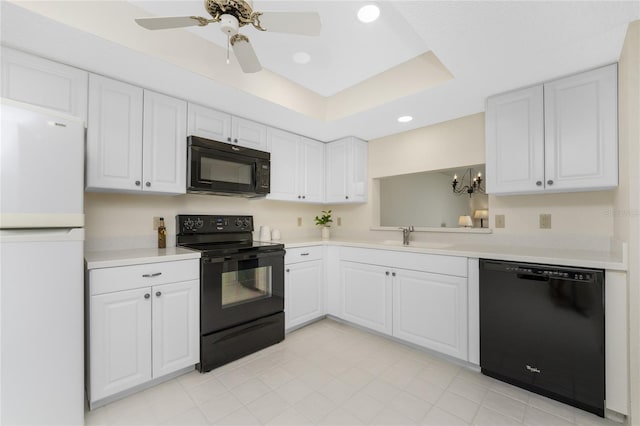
xmin=134 ymin=0 xmax=321 ymax=74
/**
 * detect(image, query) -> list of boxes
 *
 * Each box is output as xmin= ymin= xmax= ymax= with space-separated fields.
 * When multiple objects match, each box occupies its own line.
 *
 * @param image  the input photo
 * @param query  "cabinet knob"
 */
xmin=392 ymin=272 xmax=396 ymax=277
xmin=302 ymin=195 xmax=306 ymax=199
xmin=345 ymin=195 xmax=349 ymax=200
xmin=297 ymin=195 xmax=301 ymax=199
xmin=146 ymin=182 xmax=151 ymax=187
xmin=135 ymin=180 xmax=141 ymax=186
xmin=286 ymin=268 xmax=290 ymax=273
xmin=385 ymin=271 xmax=390 ymax=276
xmin=227 ymin=137 xmax=231 ymax=142
xmin=536 ymin=181 xmax=542 ymax=186
xmin=155 ymin=291 xmax=161 ymax=297
xmin=547 ymin=180 xmax=554 ymax=185
xmin=144 ymin=293 xmax=150 ymax=299
xmin=234 ymin=138 xmax=238 ymax=143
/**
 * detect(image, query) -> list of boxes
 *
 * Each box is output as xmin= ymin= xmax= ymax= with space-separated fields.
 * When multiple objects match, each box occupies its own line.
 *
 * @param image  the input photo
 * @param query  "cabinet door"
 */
xmin=267 ymin=128 xmax=300 ymax=201
xmin=485 ymin=85 xmax=545 ymax=195
xmin=142 ymin=90 xmax=187 ymax=194
xmin=286 ymin=260 xmax=324 ymax=330
xmin=325 ymin=139 xmax=349 ymax=202
xmin=349 ymin=138 xmax=368 ymax=202
xmin=86 ymin=74 xmax=143 ymax=192
xmin=393 ymin=270 xmax=468 ymax=360
xmin=187 ymin=103 xmax=231 ymax=142
xmin=1 ymin=47 xmax=88 ymax=123
xmin=90 ymin=287 xmax=152 ymax=401
xmin=340 ymin=261 xmax=392 ymax=335
xmin=152 ymin=280 xmax=200 ymax=378
xmin=544 ymin=64 xmax=618 ymax=192
xmin=232 ymin=117 xmax=268 ymax=151
xmin=300 ymin=137 xmax=325 ymax=203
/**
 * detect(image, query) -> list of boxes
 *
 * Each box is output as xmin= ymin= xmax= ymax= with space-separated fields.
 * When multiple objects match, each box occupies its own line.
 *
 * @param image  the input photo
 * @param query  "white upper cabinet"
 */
xmin=1 ymin=47 xmax=88 ymax=124
xmin=231 ymin=116 xmax=268 ymax=151
xmin=486 ymin=86 xmax=545 ymax=194
xmin=187 ymin=103 xmax=231 ymax=142
xmin=86 ymin=74 xmax=187 ymax=195
xmin=543 ymin=64 xmax=618 ymax=192
xmin=187 ymin=103 xmax=268 ymax=151
xmin=86 ymin=74 xmax=143 ymax=192
xmin=486 ymin=64 xmax=618 ymax=195
xmin=142 ymin=91 xmax=187 ymax=194
xmin=267 ymin=128 xmax=324 ymax=203
xmin=325 ymin=137 xmax=368 ymax=203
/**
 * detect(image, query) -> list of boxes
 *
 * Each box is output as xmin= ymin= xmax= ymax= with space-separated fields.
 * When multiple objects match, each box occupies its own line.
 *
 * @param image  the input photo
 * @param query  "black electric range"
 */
xmin=176 ymin=215 xmax=285 ymax=372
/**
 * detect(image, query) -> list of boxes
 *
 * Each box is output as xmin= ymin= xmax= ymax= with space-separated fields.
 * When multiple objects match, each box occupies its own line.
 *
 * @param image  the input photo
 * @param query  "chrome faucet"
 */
xmin=400 ymin=225 xmax=414 ymax=245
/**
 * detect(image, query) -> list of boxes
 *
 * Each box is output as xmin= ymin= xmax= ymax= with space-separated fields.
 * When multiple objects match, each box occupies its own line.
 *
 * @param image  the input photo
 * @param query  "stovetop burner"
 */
xmin=175 ymin=214 xmax=284 ymax=255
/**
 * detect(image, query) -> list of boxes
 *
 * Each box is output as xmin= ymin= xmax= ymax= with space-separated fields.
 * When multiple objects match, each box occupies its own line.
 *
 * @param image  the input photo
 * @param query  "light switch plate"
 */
xmin=297 ymin=217 xmax=302 ymax=227
xmin=337 ymin=217 xmax=342 ymax=226
xmin=540 ymin=214 xmax=552 ymax=229
xmin=495 ymin=214 xmax=505 ymax=228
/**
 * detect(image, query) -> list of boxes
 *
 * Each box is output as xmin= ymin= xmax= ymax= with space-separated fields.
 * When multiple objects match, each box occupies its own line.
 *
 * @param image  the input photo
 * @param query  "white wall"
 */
xmin=329 ymin=111 xmax=616 ymax=246
xmin=84 ymin=192 xmax=327 ymax=250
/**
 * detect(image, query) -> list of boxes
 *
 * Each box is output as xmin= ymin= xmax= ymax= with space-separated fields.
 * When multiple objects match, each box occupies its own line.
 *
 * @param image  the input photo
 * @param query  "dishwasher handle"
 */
xmin=517 ymin=273 xmax=550 ymax=282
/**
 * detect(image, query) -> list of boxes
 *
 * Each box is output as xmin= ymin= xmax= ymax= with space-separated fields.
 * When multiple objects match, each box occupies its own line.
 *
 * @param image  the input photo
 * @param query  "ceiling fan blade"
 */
xmin=134 ymin=16 xmax=207 ymax=30
xmin=231 ymin=35 xmax=262 ymax=73
xmin=257 ymin=12 xmax=321 ymax=36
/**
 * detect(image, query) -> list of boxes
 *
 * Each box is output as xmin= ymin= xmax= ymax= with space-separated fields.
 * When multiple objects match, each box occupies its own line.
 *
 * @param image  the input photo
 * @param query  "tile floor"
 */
xmin=85 ymin=319 xmax=621 ymax=426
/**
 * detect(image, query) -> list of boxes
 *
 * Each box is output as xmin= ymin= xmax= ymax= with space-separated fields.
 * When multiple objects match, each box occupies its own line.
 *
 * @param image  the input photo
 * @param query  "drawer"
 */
xmin=340 ymin=246 xmax=467 ymax=277
xmin=90 ymin=259 xmax=199 ymax=295
xmin=285 ymin=246 xmax=323 ymax=264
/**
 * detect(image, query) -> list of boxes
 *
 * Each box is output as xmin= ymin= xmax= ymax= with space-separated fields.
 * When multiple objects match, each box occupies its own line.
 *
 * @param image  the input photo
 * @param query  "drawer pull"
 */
xmin=156 ymin=291 xmax=162 ymax=297
xmin=144 ymin=293 xmax=150 ymax=299
xmin=142 ymin=272 xmax=162 ymax=278
xmin=300 ymin=253 xmax=310 ymax=256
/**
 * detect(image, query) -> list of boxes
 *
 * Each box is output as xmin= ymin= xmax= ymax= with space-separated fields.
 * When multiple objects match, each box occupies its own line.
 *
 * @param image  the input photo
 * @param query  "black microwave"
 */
xmin=187 ymin=136 xmax=270 ymax=197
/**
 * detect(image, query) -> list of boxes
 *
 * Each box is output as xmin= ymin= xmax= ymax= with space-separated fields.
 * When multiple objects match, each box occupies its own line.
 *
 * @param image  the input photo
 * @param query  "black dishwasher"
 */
xmin=479 ymin=259 xmax=605 ymax=416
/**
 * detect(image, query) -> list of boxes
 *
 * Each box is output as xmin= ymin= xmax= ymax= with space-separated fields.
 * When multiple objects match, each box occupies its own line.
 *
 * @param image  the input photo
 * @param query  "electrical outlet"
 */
xmin=153 ymin=216 xmax=162 ymax=230
xmin=337 ymin=217 xmax=342 ymax=226
xmin=297 ymin=217 xmax=302 ymax=227
xmin=495 ymin=214 xmax=505 ymax=228
xmin=540 ymin=213 xmax=552 ymax=229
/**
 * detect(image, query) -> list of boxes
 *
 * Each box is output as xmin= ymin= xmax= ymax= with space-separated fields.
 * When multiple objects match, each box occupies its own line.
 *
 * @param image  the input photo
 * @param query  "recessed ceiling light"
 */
xmin=357 ymin=5 xmax=380 ymax=23
xmin=397 ymin=116 xmax=413 ymax=123
xmin=292 ymin=51 xmax=311 ymax=65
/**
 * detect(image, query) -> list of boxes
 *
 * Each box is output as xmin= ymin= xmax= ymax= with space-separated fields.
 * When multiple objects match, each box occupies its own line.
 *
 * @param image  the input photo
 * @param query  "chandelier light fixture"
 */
xmin=452 ymin=168 xmax=485 ymax=197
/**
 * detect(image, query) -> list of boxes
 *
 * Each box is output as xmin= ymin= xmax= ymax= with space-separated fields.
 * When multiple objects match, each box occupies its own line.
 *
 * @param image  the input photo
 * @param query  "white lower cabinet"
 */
xmin=392 ymin=269 xmax=467 ymax=360
xmin=87 ymin=259 xmax=199 ymax=407
xmin=337 ymin=247 xmax=469 ymax=360
xmin=90 ymin=287 xmax=152 ymax=401
xmin=340 ymin=262 xmax=393 ymax=335
xmin=285 ymin=246 xmax=324 ymax=330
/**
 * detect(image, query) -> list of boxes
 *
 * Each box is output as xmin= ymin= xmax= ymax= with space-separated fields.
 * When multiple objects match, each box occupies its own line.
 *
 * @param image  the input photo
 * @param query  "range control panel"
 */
xmin=176 ymin=215 xmax=253 ymax=234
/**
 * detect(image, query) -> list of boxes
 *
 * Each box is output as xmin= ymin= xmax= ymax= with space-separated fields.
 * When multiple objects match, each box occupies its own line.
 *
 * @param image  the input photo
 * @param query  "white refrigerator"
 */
xmin=1 ymin=98 xmax=85 ymax=425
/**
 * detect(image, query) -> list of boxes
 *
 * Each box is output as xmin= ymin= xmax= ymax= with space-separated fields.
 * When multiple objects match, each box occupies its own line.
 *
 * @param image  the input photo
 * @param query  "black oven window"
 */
xmin=201 ymin=157 xmax=252 ymax=185
xmin=221 ymin=265 xmax=272 ymax=307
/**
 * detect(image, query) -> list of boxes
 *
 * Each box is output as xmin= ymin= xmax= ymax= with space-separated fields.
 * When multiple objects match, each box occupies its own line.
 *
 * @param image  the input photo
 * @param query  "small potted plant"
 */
xmin=315 ymin=210 xmax=333 ymax=240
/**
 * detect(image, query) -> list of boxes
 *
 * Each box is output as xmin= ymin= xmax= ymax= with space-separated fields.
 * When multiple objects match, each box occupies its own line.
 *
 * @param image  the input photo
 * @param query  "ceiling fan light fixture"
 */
xmin=397 ymin=115 xmax=413 ymax=123
xmin=293 ymin=51 xmax=311 ymax=64
xmin=357 ymin=5 xmax=380 ymax=23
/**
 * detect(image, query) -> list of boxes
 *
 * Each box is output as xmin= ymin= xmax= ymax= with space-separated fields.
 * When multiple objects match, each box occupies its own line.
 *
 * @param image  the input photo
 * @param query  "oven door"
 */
xmin=201 ymin=249 xmax=285 ymax=334
xmin=189 ymin=145 xmax=258 ymax=195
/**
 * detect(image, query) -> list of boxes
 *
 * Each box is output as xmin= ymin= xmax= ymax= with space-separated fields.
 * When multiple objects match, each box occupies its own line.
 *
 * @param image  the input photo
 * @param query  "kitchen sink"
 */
xmin=380 ymin=240 xmax=453 ymax=249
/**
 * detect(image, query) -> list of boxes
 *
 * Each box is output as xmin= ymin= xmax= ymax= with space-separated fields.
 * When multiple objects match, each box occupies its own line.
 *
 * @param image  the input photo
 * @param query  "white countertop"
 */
xmin=85 ymin=247 xmax=201 ymax=269
xmin=282 ymin=239 xmax=627 ymax=271
xmin=84 ymin=238 xmax=626 ymax=271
